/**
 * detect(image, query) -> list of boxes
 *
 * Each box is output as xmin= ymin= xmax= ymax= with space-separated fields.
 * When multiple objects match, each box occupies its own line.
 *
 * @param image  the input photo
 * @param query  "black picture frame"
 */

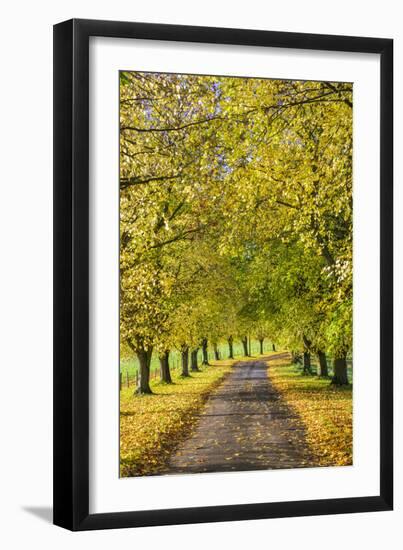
xmin=53 ymin=18 xmax=393 ymax=531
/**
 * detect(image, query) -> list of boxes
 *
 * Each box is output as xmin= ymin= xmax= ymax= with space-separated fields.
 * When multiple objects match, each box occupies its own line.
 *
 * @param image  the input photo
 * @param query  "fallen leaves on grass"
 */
xmin=269 ymin=358 xmax=352 ymax=467
xmin=120 ymin=362 xmax=233 ymax=477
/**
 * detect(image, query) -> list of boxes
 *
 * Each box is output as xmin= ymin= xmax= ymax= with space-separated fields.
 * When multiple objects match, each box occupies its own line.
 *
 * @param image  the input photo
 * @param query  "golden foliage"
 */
xmin=120 ymin=362 xmax=233 ymax=476
xmin=269 ymin=359 xmax=352 ymax=467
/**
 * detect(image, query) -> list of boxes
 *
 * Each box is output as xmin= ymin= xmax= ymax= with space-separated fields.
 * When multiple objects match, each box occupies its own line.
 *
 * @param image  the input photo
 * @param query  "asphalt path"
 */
xmin=164 ymin=354 xmax=313 ymax=474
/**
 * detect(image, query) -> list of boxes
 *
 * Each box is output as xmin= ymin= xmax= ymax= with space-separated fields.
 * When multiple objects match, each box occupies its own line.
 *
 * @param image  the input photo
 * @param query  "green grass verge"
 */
xmin=269 ymin=357 xmax=353 ymax=467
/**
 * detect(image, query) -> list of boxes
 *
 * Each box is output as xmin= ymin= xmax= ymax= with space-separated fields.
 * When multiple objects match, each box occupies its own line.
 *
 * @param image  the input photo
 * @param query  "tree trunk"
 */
xmin=201 ymin=338 xmax=209 ymax=365
xmin=302 ymin=335 xmax=312 ymax=375
xmin=259 ymin=338 xmax=264 ymax=355
xmin=317 ymin=350 xmax=328 ymax=377
xmin=272 ymin=343 xmax=276 ymax=351
xmin=228 ymin=336 xmax=234 ymax=359
xmin=190 ymin=348 xmax=200 ymax=372
xmin=136 ymin=347 xmax=153 ymax=394
xmin=292 ymin=351 xmax=302 ymax=364
xmin=213 ymin=342 xmax=220 ymax=360
xmin=332 ymin=354 xmax=349 ymax=385
xmin=303 ymin=351 xmax=312 ymax=374
xmin=159 ymin=350 xmax=172 ymax=383
xmin=241 ymin=336 xmax=249 ymax=357
xmin=181 ymin=345 xmax=190 ymax=377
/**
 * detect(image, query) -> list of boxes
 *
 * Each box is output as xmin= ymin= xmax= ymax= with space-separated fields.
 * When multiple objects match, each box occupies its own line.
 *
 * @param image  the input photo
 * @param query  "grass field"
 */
xmin=120 ymin=338 xmax=275 ymax=379
xmin=120 ymin=342 xmax=352 ymax=387
xmin=269 ymin=357 xmax=353 ymax=467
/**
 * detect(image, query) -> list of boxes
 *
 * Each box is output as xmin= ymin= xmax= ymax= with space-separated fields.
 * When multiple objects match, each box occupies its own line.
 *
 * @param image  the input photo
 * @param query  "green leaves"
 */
xmin=119 ymin=72 xmax=352 ymax=361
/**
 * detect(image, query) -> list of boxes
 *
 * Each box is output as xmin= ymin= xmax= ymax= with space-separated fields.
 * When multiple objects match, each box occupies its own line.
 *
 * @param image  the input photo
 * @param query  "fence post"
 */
xmin=126 ymin=370 xmax=129 ymax=388
xmin=119 ymin=372 xmax=122 ymax=391
xmin=135 ymin=371 xmax=138 ymax=387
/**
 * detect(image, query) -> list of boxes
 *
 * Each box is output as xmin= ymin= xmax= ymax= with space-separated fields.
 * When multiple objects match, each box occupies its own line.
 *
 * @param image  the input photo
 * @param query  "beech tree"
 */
xmin=119 ymin=71 xmax=353 ymax=389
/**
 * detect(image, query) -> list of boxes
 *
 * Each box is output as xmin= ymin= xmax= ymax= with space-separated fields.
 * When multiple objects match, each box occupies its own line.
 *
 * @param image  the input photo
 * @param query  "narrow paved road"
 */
xmin=164 ymin=354 xmax=313 ymax=474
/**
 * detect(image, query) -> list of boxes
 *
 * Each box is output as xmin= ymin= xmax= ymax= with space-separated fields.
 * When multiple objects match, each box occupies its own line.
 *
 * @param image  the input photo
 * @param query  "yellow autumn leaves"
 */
xmin=120 ymin=362 xmax=233 ymax=477
xmin=269 ymin=358 xmax=352 ymax=466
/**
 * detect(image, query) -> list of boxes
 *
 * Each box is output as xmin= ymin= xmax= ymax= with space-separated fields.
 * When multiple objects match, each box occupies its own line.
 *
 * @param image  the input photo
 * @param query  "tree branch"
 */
xmin=120 ymin=172 xmax=181 ymax=189
xmin=121 ymin=115 xmax=223 ymax=134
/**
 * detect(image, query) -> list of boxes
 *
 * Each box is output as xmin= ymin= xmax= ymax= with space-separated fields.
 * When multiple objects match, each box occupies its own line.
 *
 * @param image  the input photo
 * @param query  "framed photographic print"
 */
xmin=53 ymin=19 xmax=393 ymax=530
